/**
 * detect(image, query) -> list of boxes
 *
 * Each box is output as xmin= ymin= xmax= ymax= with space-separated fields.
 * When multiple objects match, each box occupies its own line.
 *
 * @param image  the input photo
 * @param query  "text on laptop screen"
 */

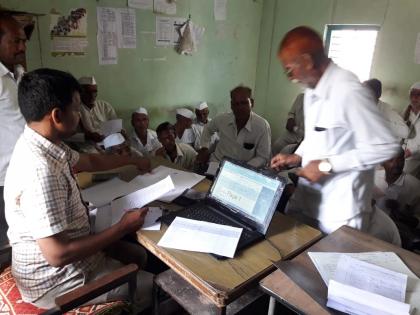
xmin=209 ymin=161 xmax=281 ymax=225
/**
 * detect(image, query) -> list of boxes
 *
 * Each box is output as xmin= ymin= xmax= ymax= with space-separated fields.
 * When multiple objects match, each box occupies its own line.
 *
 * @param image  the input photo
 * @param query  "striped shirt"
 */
xmin=4 ymin=126 xmax=104 ymax=302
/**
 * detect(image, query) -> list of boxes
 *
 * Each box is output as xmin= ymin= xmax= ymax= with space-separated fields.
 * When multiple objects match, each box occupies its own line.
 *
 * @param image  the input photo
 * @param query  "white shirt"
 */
xmin=158 ymin=143 xmax=197 ymax=171
xmin=200 ymin=111 xmax=271 ymax=168
xmin=374 ymin=168 xmax=420 ymax=215
xmin=377 ymin=100 xmax=409 ymax=139
xmin=130 ymin=129 xmax=161 ymax=156
xmin=404 ymin=109 xmax=420 ymax=159
xmin=192 ymin=118 xmax=218 ymax=150
xmin=0 ymin=62 xmax=25 ymax=185
xmin=79 ymin=99 xmax=117 ymax=133
xmin=288 ymin=62 xmax=400 ymax=231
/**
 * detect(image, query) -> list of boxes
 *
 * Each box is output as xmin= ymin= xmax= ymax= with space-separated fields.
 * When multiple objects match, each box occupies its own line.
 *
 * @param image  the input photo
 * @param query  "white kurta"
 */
xmin=130 ymin=129 xmax=161 ymax=156
xmin=0 ymin=62 xmax=25 ymax=185
xmin=377 ymin=100 xmax=409 ymax=139
xmin=403 ymin=109 xmax=420 ymax=176
xmin=287 ymin=62 xmax=400 ymax=235
xmin=79 ymin=100 xmax=117 ymax=133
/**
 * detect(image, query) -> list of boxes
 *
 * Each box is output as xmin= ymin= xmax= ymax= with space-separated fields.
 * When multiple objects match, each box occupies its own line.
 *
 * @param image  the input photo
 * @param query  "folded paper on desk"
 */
xmin=130 ymin=165 xmax=205 ymax=202
xmin=100 ymin=119 xmax=123 ymax=136
xmin=205 ymin=161 xmax=219 ymax=176
xmin=157 ymin=217 xmax=242 ymax=258
xmin=308 ymin=252 xmax=419 ymax=315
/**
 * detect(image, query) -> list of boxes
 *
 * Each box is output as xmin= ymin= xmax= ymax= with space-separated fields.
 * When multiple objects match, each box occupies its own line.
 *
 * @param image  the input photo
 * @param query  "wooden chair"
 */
xmin=0 ymin=244 xmax=138 ymax=315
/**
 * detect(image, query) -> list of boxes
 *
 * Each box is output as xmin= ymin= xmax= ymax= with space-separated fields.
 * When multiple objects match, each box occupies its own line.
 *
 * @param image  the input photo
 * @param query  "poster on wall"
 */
xmin=128 ymin=0 xmax=153 ymax=10
xmin=97 ymin=7 xmax=118 ymax=65
xmin=50 ymin=8 xmax=88 ymax=56
xmin=154 ymin=0 xmax=177 ymax=15
xmin=155 ymin=16 xmax=187 ymax=46
xmin=117 ymin=8 xmax=137 ymax=49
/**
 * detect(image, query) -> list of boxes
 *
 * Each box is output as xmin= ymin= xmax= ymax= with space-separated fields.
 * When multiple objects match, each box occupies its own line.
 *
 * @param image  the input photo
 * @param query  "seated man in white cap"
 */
xmin=174 ymin=108 xmax=198 ymax=149
xmin=155 ymin=122 xmax=197 ymax=171
xmin=192 ymin=101 xmax=218 ymax=151
xmin=402 ymin=82 xmax=420 ymax=178
xmin=103 ymin=133 xmax=143 ymax=157
xmin=130 ymin=107 xmax=161 ymax=156
xmin=78 ymin=76 xmax=120 ymax=142
xmin=196 ymin=86 xmax=271 ymax=168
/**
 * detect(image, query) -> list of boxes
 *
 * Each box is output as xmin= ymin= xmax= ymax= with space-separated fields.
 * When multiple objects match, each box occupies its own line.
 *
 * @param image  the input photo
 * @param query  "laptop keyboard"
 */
xmin=161 ymin=204 xmax=257 ymax=245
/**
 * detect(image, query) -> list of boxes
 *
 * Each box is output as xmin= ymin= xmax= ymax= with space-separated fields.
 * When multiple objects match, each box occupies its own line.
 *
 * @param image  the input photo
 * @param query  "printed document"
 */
xmin=100 ymin=119 xmax=123 ymax=136
xmin=158 ymin=217 xmax=242 ymax=258
xmin=111 ymin=175 xmax=174 ymax=224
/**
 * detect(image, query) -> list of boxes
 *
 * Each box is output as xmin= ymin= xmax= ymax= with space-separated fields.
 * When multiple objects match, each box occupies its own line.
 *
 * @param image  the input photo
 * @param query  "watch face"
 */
xmin=319 ymin=161 xmax=332 ymax=172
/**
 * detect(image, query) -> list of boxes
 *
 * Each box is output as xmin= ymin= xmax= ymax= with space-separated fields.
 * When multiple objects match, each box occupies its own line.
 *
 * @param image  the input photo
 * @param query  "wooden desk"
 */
xmin=259 ymin=226 xmax=420 ymax=315
xmin=137 ymin=167 xmax=322 ymax=312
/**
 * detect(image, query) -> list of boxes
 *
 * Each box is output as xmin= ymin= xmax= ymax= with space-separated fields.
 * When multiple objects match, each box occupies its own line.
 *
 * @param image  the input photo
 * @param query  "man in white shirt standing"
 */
xmin=0 ymin=14 xmax=26 ymax=245
xmin=402 ymin=82 xmax=420 ymax=178
xmin=130 ymin=107 xmax=161 ymax=156
xmin=363 ymin=78 xmax=409 ymax=139
xmin=174 ymin=108 xmax=197 ymax=148
xmin=196 ymin=86 xmax=271 ymax=168
xmin=271 ymin=26 xmax=400 ymax=243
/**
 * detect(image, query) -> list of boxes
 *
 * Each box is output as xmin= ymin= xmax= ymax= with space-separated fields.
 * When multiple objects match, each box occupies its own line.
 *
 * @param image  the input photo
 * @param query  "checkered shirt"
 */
xmin=4 ymin=126 xmax=104 ymax=302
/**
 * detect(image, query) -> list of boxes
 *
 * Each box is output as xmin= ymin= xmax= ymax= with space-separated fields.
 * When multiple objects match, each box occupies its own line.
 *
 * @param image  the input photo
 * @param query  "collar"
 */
xmin=227 ymin=112 xmax=253 ymax=132
xmin=307 ymin=61 xmax=336 ymax=100
xmin=132 ymin=129 xmax=151 ymax=142
xmin=175 ymin=143 xmax=184 ymax=158
xmin=24 ymin=126 xmax=67 ymax=162
xmin=0 ymin=62 xmax=12 ymax=78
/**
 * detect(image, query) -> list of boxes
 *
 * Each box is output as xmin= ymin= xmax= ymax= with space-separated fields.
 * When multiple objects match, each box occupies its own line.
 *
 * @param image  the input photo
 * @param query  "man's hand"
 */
xmin=286 ymin=118 xmax=296 ymax=132
xmin=134 ymin=157 xmax=151 ymax=172
xmin=296 ymin=160 xmax=328 ymax=183
xmin=119 ymin=207 xmax=149 ymax=233
xmin=196 ymin=148 xmax=210 ymax=165
xmin=271 ymin=153 xmax=301 ymax=171
xmin=85 ymin=131 xmax=105 ymax=143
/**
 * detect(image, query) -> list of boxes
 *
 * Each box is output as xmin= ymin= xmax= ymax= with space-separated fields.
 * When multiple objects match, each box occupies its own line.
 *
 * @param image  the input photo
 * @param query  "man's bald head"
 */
xmin=0 ymin=13 xmax=26 ymax=71
xmin=277 ymin=26 xmax=329 ymax=88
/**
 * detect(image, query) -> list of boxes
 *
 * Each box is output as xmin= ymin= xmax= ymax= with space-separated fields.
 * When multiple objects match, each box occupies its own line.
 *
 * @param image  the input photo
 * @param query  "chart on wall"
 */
xmin=50 ymin=8 xmax=88 ymax=56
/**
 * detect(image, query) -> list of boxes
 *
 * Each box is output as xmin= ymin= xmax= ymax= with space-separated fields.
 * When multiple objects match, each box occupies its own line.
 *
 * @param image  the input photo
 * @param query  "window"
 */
xmin=325 ymin=25 xmax=380 ymax=82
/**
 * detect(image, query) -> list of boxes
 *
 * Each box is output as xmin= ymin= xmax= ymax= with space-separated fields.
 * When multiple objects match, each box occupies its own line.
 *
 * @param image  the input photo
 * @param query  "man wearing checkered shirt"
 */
xmin=4 ymin=69 xmax=152 ymax=310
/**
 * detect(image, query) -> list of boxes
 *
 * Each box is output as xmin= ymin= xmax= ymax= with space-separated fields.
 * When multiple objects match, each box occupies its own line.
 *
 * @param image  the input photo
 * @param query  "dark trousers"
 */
xmin=0 ymin=186 xmax=8 ymax=246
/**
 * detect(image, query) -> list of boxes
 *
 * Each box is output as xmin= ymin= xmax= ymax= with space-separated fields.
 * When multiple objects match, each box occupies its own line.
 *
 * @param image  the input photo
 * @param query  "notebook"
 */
xmin=161 ymin=158 xmax=286 ymax=258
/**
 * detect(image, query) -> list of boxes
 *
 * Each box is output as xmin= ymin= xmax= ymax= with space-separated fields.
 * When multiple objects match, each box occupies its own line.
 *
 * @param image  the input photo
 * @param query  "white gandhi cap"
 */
xmin=176 ymin=108 xmax=194 ymax=119
xmin=78 ymin=76 xmax=97 ymax=85
xmin=410 ymin=82 xmax=420 ymax=93
xmin=135 ymin=107 xmax=148 ymax=115
xmin=103 ymin=133 xmax=125 ymax=149
xmin=195 ymin=102 xmax=208 ymax=110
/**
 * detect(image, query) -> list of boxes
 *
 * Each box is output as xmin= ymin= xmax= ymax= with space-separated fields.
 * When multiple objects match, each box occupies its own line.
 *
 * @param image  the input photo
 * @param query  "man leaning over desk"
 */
xmin=5 ymin=68 xmax=153 ymax=310
xmin=271 ymin=26 xmax=401 ymax=244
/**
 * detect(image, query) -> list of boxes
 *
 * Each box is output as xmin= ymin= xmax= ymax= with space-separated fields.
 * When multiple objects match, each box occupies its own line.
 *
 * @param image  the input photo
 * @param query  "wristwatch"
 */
xmin=318 ymin=159 xmax=332 ymax=173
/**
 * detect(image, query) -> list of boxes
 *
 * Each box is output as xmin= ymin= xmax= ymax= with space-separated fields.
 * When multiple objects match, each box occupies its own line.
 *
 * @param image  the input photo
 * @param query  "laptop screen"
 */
xmin=208 ymin=160 xmax=284 ymax=234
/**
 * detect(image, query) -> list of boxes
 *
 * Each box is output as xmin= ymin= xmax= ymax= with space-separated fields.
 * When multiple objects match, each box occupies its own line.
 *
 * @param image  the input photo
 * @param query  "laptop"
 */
xmin=161 ymin=158 xmax=286 ymax=258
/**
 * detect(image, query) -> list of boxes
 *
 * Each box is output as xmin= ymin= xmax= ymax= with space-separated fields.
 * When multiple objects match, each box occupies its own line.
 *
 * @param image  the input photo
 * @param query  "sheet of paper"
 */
xmin=154 ymin=0 xmax=176 ymax=15
xmin=334 ymin=255 xmax=407 ymax=302
xmin=116 ymin=8 xmax=137 ymax=48
xmin=141 ymin=207 xmax=162 ymax=231
xmin=111 ymin=176 xmax=174 ymax=225
xmin=100 ymin=119 xmax=123 ymax=136
xmin=214 ymin=0 xmax=227 ymax=21
xmin=327 ymin=280 xmax=411 ymax=315
xmin=81 ymin=177 xmax=137 ymax=207
xmin=130 ymin=165 xmax=205 ymax=202
xmin=308 ymin=252 xmax=420 ymax=311
xmin=205 ymin=162 xmax=219 ymax=176
xmin=155 ymin=16 xmax=173 ymax=46
xmin=158 ymin=217 xmax=242 ymax=258
xmin=128 ymin=0 xmax=153 ymax=10
xmin=97 ymin=7 xmax=118 ymax=65
xmin=415 ymin=33 xmax=420 ymax=64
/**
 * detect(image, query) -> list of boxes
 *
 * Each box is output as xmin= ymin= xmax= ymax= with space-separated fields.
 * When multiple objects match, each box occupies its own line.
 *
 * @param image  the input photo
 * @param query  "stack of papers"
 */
xmin=89 ymin=176 xmax=174 ymax=232
xmin=158 ymin=217 xmax=242 ymax=258
xmin=130 ymin=165 xmax=205 ymax=202
xmin=308 ymin=252 xmax=420 ymax=315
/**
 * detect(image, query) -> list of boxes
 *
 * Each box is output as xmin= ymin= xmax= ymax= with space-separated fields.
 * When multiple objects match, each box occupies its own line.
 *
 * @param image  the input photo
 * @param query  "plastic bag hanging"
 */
xmin=177 ymin=19 xmax=195 ymax=55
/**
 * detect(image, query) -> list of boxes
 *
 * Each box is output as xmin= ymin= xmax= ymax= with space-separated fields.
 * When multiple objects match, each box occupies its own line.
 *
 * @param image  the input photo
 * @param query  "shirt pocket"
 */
xmin=312 ymin=118 xmax=350 ymax=157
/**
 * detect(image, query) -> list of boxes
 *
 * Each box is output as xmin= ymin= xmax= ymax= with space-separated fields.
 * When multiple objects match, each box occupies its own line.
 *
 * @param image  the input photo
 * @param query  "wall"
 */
xmin=0 ymin=0 xmax=263 ymax=129
xmin=255 ymin=0 xmax=420 ymax=140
